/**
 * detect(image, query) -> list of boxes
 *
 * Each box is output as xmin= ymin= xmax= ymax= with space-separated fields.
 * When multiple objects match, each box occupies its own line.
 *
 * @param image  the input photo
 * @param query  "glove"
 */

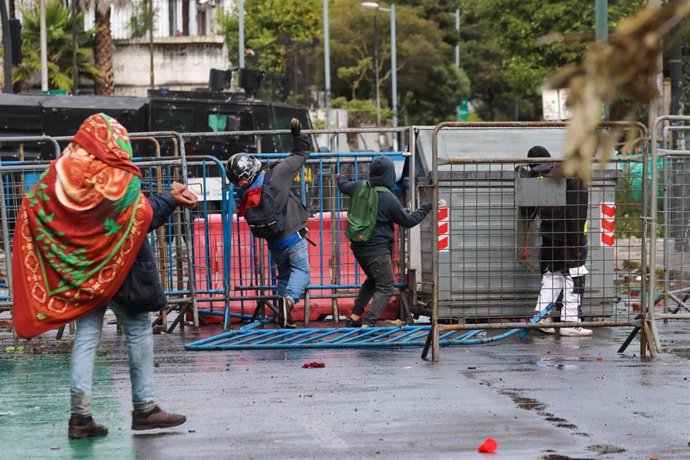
xmin=291 ymin=117 xmax=311 ymax=153
xmin=290 ymin=117 xmax=302 ymax=136
xmin=421 ymin=203 xmax=432 ymax=214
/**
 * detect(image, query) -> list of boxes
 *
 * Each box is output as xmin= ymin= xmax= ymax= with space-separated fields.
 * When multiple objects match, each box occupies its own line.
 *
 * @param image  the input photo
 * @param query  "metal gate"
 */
xmin=422 ymin=122 xmax=650 ymax=360
xmin=648 ymin=115 xmax=690 ymax=353
xmin=0 ymin=132 xmax=199 ymax=334
xmin=179 ymin=127 xmax=416 ymax=333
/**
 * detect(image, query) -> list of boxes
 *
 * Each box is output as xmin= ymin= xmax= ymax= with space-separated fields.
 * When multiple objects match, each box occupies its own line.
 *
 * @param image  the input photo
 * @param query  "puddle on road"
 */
xmin=499 ymin=388 xmax=586 ymax=437
xmin=587 ymin=444 xmax=626 ymax=454
xmin=541 ymin=455 xmax=594 ymax=460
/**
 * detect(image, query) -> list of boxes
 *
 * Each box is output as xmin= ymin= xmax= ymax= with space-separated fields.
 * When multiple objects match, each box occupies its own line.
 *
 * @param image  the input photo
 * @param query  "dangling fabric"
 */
xmin=12 ymin=113 xmax=153 ymax=339
xmin=236 ymin=172 xmax=265 ymax=217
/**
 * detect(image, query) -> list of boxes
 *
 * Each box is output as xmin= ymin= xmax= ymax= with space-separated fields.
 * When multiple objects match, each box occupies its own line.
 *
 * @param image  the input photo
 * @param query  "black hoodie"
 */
xmin=338 ymin=156 xmax=431 ymax=257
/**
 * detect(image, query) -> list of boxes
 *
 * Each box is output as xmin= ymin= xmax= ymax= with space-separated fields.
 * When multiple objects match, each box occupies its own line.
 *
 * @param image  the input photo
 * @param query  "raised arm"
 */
xmin=337 ymin=175 xmax=358 ymax=197
xmin=267 ymin=118 xmax=310 ymax=191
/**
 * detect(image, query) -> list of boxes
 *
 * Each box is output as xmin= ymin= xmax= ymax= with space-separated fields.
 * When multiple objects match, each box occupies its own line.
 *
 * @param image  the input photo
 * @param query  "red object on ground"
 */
xmin=302 ymin=362 xmax=326 ymax=368
xmin=477 ymin=437 xmax=498 ymax=453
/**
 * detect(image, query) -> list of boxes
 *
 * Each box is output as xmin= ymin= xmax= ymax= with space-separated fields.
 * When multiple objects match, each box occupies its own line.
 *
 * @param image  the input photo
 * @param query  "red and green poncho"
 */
xmin=12 ymin=113 xmax=153 ymax=339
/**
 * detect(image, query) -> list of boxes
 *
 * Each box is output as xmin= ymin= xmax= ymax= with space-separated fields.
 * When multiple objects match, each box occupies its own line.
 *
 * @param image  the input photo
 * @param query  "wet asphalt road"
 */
xmin=108 ymin=321 xmax=690 ymax=460
xmin=2 ymin=319 xmax=690 ymax=459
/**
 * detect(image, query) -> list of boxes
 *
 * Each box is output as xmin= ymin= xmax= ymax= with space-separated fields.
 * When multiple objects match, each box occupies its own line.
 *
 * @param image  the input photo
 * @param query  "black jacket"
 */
xmin=338 ymin=156 xmax=431 ymax=257
xmin=263 ymin=132 xmax=311 ymax=241
xmin=114 ymin=192 xmax=176 ymax=312
xmin=520 ymin=163 xmax=589 ymax=250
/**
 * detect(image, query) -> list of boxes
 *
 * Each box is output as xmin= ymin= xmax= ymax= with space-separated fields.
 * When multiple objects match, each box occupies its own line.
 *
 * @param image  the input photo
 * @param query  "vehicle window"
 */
xmin=208 ymin=113 xmax=240 ymax=132
xmin=152 ymin=108 xmax=194 ymax=132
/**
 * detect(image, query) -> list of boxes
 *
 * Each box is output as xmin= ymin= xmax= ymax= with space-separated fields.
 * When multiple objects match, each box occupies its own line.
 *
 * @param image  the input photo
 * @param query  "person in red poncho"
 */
xmin=12 ymin=113 xmax=197 ymax=439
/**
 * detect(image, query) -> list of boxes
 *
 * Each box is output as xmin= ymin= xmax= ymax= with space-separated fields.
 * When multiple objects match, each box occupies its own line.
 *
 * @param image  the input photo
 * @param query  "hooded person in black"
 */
xmin=338 ymin=156 xmax=432 ymax=327
xmin=519 ymin=146 xmax=592 ymax=337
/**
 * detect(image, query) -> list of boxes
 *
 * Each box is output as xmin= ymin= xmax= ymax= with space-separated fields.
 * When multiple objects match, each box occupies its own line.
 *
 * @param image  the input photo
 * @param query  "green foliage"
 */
xmin=458 ymin=0 xmax=646 ymax=120
xmin=128 ymin=2 xmax=158 ymax=39
xmin=329 ymin=0 xmax=469 ymax=125
xmin=217 ymin=0 xmax=321 ymax=74
xmin=13 ymin=0 xmax=100 ymax=91
xmin=331 ymin=96 xmax=393 ymax=126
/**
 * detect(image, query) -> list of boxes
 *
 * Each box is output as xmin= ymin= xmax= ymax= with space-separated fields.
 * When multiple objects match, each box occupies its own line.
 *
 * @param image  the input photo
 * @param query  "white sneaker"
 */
xmin=536 ymin=318 xmax=555 ymax=334
xmin=559 ymin=326 xmax=593 ymax=337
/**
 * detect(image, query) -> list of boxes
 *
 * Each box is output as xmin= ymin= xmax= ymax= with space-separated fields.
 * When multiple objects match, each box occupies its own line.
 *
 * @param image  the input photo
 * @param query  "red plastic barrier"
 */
xmin=192 ymin=212 xmax=400 ymax=324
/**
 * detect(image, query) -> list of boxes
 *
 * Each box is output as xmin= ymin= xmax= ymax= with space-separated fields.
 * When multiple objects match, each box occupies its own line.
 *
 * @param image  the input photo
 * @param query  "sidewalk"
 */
xmin=2 ymin=318 xmax=690 ymax=459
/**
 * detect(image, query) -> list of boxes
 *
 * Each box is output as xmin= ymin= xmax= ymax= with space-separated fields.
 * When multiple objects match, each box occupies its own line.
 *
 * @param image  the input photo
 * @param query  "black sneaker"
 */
xmin=345 ymin=317 xmax=362 ymax=328
xmin=361 ymin=319 xmax=376 ymax=328
xmin=277 ymin=297 xmax=295 ymax=328
xmin=68 ymin=414 xmax=108 ymax=439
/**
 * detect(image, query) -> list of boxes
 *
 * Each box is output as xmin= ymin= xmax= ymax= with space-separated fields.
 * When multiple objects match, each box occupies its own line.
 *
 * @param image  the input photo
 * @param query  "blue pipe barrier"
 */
xmin=184 ymin=305 xmax=555 ymax=351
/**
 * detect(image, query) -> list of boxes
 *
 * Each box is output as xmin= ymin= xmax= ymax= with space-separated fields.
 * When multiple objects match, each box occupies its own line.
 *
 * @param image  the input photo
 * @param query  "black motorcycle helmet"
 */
xmin=226 ymin=153 xmax=262 ymax=189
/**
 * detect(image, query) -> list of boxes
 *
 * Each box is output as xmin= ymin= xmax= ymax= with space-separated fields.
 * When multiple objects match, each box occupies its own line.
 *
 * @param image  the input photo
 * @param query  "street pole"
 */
xmin=595 ymin=0 xmax=608 ymax=119
xmin=239 ymin=0 xmax=245 ymax=69
xmin=149 ymin=0 xmax=155 ymax=88
xmin=390 ymin=4 xmax=397 ymax=129
xmin=374 ymin=14 xmax=381 ymax=128
xmin=595 ymin=0 xmax=608 ymax=44
xmin=323 ymin=0 xmax=331 ymax=127
xmin=40 ymin=0 xmax=48 ymax=91
xmin=72 ymin=0 xmax=78 ymax=92
xmin=454 ymin=8 xmax=460 ymax=68
xmin=648 ymin=0 xmax=663 ymax=136
xmin=0 ymin=0 xmax=12 ymax=93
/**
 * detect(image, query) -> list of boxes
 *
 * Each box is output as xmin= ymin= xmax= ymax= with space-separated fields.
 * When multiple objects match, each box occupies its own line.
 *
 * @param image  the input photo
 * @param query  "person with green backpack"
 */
xmin=338 ymin=156 xmax=432 ymax=327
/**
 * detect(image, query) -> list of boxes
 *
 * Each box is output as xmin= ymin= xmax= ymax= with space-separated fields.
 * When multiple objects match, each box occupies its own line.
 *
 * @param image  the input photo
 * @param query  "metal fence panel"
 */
xmin=223 ymin=152 xmax=408 ymax=326
xmin=423 ymin=122 xmax=648 ymax=360
xmin=651 ymin=116 xmax=690 ymax=351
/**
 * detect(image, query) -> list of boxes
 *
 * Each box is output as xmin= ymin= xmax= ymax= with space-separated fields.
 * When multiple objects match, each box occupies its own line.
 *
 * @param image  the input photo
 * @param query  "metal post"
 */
xmin=40 ymin=0 xmax=49 ymax=91
xmin=390 ymin=4 xmax=397 ymax=129
xmin=595 ymin=0 xmax=608 ymax=45
xmin=595 ymin=0 xmax=608 ymax=119
xmin=323 ymin=0 xmax=331 ymax=127
xmin=0 ymin=0 xmax=12 ymax=92
xmin=239 ymin=0 xmax=245 ymax=69
xmin=71 ymin=0 xmax=78 ymax=92
xmin=149 ymin=0 xmax=155 ymax=88
xmin=374 ymin=14 xmax=381 ymax=128
xmin=454 ymin=9 xmax=460 ymax=68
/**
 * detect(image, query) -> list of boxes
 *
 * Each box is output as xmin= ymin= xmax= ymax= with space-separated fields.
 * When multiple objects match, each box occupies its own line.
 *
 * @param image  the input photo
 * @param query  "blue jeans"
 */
xmin=270 ymin=238 xmax=310 ymax=305
xmin=70 ymin=302 xmax=155 ymax=416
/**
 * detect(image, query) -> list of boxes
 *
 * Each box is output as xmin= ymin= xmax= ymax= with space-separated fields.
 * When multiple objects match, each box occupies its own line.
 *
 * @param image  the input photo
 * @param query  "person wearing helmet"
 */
xmin=227 ymin=119 xmax=311 ymax=328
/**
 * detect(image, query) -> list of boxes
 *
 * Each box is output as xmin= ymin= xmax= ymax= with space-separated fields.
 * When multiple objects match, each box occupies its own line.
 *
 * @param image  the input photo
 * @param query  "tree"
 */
xmin=80 ymin=0 xmax=131 ymax=95
xmin=329 ymin=0 xmax=469 ymax=125
xmin=13 ymin=0 xmax=100 ymax=91
xmin=217 ymin=0 xmax=321 ymax=75
xmin=458 ymin=0 xmax=646 ymax=120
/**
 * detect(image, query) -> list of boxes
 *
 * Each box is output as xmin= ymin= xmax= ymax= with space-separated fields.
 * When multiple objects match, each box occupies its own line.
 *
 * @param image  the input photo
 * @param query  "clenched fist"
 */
xmin=171 ymin=181 xmax=197 ymax=209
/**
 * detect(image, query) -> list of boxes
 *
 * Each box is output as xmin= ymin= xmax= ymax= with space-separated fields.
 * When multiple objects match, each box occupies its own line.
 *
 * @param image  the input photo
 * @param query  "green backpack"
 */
xmin=346 ymin=180 xmax=389 ymax=243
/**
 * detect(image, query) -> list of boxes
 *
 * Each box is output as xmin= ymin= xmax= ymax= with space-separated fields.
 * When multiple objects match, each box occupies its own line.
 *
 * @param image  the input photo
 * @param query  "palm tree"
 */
xmin=13 ymin=0 xmax=100 ymax=91
xmin=80 ymin=0 xmax=130 ymax=95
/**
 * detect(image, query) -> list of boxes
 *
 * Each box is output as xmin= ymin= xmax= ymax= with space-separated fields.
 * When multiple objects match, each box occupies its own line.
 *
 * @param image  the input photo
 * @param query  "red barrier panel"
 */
xmin=192 ymin=212 xmax=400 ymax=324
